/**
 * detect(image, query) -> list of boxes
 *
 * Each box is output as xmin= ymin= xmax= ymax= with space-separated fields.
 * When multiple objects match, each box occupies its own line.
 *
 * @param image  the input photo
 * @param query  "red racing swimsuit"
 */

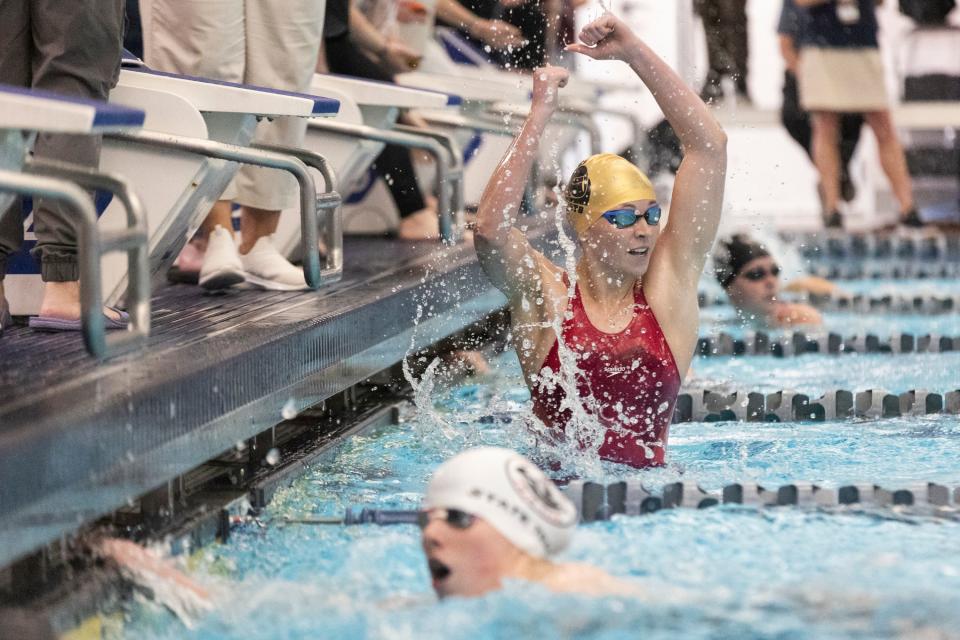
xmin=530 ymin=282 xmax=681 ymax=468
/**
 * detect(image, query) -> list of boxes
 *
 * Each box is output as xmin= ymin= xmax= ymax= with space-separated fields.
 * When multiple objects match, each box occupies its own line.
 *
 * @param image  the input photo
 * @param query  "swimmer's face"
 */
xmin=579 ymin=200 xmax=660 ymax=278
xmin=726 ymin=255 xmax=780 ymax=315
xmin=421 ymin=511 xmax=522 ymax=598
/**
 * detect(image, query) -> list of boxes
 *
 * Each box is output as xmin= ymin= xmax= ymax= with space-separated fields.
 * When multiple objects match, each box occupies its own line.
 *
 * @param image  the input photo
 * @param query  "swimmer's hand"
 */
xmin=564 ymin=14 xmax=640 ymax=62
xmin=531 ymin=66 xmax=569 ymax=112
xmin=95 ymin=537 xmax=213 ymax=626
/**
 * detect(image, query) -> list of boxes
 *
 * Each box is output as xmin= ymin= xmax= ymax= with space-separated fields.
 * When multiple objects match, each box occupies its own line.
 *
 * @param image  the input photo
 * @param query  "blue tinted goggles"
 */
xmin=600 ymin=204 xmax=662 ymax=229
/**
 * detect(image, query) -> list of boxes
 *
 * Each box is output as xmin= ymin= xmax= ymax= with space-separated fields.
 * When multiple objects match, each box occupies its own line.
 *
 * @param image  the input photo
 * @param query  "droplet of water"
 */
xmin=265 ymin=448 xmax=280 ymax=466
xmin=281 ymin=398 xmax=297 ymax=420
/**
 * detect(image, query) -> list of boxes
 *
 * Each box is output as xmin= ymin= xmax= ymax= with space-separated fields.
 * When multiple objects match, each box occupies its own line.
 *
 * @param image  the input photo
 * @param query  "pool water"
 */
xmin=117 ymin=351 xmax=960 ymax=640
xmin=835 ymin=278 xmax=960 ymax=296
xmin=699 ymin=305 xmax=960 ymax=337
xmin=691 ymin=352 xmax=960 ymax=396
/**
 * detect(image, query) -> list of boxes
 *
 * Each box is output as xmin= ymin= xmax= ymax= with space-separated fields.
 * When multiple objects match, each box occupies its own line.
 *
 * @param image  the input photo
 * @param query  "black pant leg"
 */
xmin=324 ymin=34 xmax=428 ymax=218
xmin=781 ymin=71 xmax=812 ymax=158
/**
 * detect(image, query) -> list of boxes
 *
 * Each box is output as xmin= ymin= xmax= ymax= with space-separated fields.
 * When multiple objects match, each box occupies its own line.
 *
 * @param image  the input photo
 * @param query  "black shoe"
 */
xmin=700 ymin=81 xmax=724 ymax=105
xmin=840 ymin=175 xmax=856 ymax=202
xmin=901 ymin=208 xmax=925 ymax=228
xmin=166 ymin=265 xmax=200 ymax=285
xmin=824 ymin=211 xmax=844 ymax=229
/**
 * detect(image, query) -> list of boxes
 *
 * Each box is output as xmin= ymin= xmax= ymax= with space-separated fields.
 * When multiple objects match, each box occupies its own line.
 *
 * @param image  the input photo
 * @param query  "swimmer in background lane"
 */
xmin=474 ymin=14 xmax=728 ymax=469
xmin=421 ymin=447 xmax=641 ymax=598
xmin=714 ymin=234 xmax=834 ymax=327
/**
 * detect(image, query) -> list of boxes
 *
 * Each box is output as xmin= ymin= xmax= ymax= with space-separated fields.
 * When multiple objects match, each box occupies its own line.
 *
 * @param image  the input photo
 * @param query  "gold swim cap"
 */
xmin=564 ymin=153 xmax=657 ymax=236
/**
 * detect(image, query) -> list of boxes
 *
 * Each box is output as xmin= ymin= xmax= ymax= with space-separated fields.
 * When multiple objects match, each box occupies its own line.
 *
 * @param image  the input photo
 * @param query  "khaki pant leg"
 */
xmin=142 ymin=0 xmax=245 ymax=81
xmin=230 ymin=0 xmax=325 ymax=211
xmin=142 ymin=0 xmax=245 ymax=201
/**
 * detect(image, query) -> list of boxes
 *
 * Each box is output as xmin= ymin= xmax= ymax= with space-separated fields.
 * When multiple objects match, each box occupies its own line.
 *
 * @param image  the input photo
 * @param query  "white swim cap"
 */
xmin=422 ymin=447 xmax=578 ymax=558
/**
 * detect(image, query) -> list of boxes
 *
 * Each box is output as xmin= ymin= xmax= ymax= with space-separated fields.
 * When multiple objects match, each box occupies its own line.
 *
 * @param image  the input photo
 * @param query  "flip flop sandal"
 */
xmin=29 ymin=307 xmax=129 ymax=332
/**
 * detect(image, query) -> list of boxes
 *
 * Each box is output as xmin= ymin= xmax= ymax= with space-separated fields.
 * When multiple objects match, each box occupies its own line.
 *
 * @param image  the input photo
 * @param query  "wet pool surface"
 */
xmin=119 ymin=350 xmax=960 ymax=640
xmin=699 ymin=304 xmax=960 ymax=337
xmin=691 ymin=352 xmax=960 ymax=395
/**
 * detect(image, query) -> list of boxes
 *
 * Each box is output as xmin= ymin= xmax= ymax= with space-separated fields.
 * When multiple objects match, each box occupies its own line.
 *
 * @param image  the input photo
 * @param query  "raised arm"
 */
xmin=567 ymin=15 xmax=727 ymax=289
xmin=474 ymin=66 xmax=569 ymax=298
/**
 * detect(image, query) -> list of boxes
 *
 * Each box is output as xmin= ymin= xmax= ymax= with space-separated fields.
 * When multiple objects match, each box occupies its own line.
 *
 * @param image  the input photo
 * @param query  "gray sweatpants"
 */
xmin=0 ymin=0 xmax=124 ymax=282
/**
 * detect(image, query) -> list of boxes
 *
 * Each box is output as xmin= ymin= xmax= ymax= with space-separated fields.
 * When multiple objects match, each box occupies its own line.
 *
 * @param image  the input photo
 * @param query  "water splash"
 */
xmin=265 ymin=448 xmax=281 ymax=466
xmin=281 ymin=397 xmax=298 ymax=421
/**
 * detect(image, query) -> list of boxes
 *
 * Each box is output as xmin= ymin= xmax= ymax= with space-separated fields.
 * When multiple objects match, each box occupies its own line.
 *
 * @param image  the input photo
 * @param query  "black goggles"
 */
xmin=740 ymin=264 xmax=781 ymax=281
xmin=600 ymin=204 xmax=662 ymax=229
xmin=417 ymin=508 xmax=476 ymax=530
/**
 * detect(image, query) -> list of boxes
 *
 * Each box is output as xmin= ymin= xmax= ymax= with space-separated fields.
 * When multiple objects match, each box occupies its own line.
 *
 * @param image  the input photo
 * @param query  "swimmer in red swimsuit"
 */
xmin=474 ymin=15 xmax=728 ymax=468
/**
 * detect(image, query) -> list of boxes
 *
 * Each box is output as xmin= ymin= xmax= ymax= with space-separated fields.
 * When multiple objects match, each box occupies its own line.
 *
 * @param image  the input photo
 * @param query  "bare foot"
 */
xmin=398 ymin=197 xmax=441 ymax=241
xmin=39 ymin=281 xmax=123 ymax=322
xmin=173 ymin=237 xmax=208 ymax=274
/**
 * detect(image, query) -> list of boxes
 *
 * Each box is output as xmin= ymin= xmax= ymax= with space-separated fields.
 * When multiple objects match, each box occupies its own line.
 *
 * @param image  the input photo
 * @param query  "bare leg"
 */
xmin=863 ymin=110 xmax=915 ymax=214
xmin=200 ymin=200 xmax=235 ymax=238
xmin=238 ymin=206 xmax=281 ymax=255
xmin=811 ymin=111 xmax=842 ymax=216
xmin=397 ymin=196 xmax=440 ymax=241
xmin=174 ymin=201 xmax=236 ymax=274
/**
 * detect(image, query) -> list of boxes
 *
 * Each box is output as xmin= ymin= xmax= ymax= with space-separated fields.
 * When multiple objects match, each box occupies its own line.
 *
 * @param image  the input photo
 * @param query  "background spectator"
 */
xmin=796 ymin=0 xmax=921 ymax=228
xmin=438 ymin=0 xmax=544 ymax=69
xmin=695 ymin=0 xmax=750 ymax=103
xmin=143 ymin=0 xmax=325 ymax=290
xmin=0 ymin=0 xmax=128 ymax=332
xmin=322 ymin=0 xmax=443 ymax=240
xmin=778 ymin=0 xmax=863 ymax=205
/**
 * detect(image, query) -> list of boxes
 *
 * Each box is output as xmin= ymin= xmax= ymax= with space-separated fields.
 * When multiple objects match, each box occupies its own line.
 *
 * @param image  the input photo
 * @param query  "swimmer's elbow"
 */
xmin=474 ymin=215 xmax=513 ymax=249
xmin=474 ymin=222 xmax=506 ymax=248
xmin=710 ymin=127 xmax=728 ymax=154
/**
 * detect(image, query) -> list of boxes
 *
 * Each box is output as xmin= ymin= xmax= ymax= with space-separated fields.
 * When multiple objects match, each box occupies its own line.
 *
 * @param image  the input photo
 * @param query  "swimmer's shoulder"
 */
xmin=543 ymin=562 xmax=648 ymax=598
xmin=773 ymin=302 xmax=823 ymax=327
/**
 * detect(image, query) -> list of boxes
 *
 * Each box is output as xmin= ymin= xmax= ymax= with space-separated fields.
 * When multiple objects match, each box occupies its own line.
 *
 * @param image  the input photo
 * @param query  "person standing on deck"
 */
xmin=795 ymin=0 xmax=922 ymax=228
xmin=473 ymin=15 xmax=728 ymax=468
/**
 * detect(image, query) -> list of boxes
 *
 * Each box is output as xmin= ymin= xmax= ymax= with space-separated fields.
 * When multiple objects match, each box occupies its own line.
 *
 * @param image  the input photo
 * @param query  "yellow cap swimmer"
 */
xmin=564 ymin=154 xmax=657 ymax=236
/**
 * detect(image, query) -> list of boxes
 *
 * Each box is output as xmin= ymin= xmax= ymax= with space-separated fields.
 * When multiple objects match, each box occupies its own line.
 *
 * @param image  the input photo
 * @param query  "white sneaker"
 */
xmin=239 ymin=235 xmax=309 ymax=291
xmin=199 ymin=225 xmax=245 ymax=290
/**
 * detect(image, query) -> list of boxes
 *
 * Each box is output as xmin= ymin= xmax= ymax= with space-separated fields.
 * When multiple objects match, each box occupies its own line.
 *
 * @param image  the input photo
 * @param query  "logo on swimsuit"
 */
xmin=604 ymin=365 xmax=632 ymax=378
xmin=505 ymin=458 xmax=577 ymax=528
xmin=565 ymin=163 xmax=591 ymax=216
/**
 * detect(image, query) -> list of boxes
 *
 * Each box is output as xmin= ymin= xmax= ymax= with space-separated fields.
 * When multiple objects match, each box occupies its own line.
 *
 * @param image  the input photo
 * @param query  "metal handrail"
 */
xmin=23 ymin=159 xmax=151 ymax=358
xmin=490 ymin=107 xmax=603 ymax=157
xmin=106 ymin=130 xmax=326 ymax=288
xmin=307 ymin=120 xmax=464 ymax=242
xmin=0 ymin=168 xmax=150 ymax=358
xmin=415 ymin=111 xmax=519 ymax=138
xmin=250 ymin=143 xmax=343 ymax=282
